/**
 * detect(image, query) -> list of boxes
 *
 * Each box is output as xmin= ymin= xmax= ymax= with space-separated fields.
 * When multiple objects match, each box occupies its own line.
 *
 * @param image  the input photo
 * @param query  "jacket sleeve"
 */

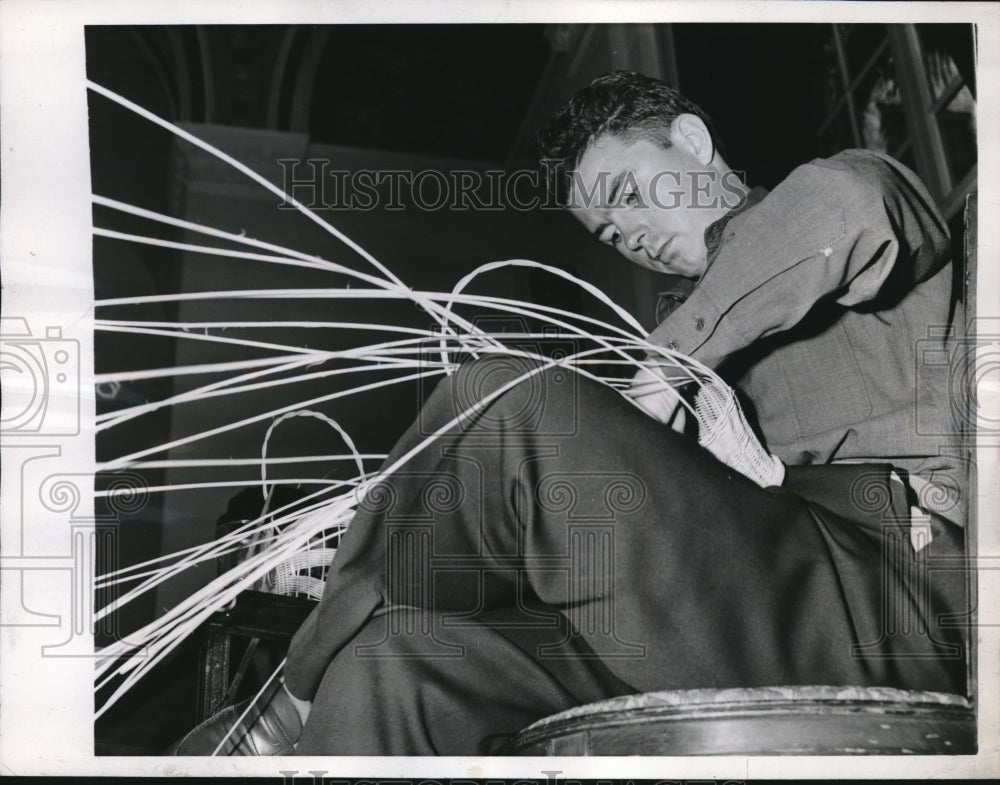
xmin=646 ymin=150 xmax=951 ymax=369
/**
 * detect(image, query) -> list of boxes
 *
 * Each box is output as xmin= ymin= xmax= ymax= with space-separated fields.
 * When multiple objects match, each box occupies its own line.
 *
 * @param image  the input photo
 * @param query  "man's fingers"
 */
xmin=627 ymin=365 xmax=684 ymax=428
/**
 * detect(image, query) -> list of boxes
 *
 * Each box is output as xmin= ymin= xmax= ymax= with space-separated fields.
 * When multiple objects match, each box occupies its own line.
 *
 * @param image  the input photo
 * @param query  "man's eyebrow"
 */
xmin=591 ymin=222 xmax=609 ymax=242
xmin=608 ymin=170 xmax=629 ymax=204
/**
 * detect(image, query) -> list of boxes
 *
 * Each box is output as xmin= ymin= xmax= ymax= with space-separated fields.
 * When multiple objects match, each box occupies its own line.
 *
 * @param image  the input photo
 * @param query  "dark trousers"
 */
xmin=285 ymin=358 xmax=968 ymax=755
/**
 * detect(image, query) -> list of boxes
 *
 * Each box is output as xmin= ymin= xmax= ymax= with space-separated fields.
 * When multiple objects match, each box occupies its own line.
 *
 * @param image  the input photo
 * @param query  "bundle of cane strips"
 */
xmin=90 ymin=81 xmax=780 ymax=726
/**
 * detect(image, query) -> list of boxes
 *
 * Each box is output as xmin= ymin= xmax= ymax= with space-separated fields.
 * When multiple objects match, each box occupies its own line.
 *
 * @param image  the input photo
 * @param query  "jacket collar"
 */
xmin=654 ymin=185 xmax=769 ymax=325
xmin=704 ymin=185 xmax=769 ymax=269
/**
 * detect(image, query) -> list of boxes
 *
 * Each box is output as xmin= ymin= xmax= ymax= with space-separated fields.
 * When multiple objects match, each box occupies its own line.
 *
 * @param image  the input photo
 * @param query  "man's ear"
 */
xmin=670 ymin=114 xmax=715 ymax=165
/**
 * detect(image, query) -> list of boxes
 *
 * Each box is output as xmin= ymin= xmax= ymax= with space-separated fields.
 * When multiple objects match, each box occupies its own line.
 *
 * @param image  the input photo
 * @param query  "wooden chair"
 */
xmin=195 ymin=487 xmax=327 ymax=721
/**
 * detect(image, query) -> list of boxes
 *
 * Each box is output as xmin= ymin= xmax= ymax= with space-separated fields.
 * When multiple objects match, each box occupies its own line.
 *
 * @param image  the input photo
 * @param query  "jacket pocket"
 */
xmin=740 ymin=318 xmax=874 ymax=448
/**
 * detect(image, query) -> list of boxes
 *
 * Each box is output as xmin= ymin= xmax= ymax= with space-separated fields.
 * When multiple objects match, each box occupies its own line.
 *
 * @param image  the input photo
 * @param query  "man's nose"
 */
xmin=624 ymin=226 xmax=646 ymax=252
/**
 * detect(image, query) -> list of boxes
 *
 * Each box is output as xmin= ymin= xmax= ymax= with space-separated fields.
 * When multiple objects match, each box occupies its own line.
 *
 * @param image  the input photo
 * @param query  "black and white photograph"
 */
xmin=1 ymin=0 xmax=997 ymax=778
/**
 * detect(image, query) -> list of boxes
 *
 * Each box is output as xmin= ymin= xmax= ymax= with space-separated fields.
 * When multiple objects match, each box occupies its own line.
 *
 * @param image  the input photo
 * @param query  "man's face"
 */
xmin=567 ymin=128 xmax=733 ymax=279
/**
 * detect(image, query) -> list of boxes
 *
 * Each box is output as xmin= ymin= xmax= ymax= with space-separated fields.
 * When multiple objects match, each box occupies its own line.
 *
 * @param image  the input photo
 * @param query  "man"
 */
xmin=174 ymin=71 xmax=968 ymax=756
xmin=551 ymin=71 xmax=964 ymax=523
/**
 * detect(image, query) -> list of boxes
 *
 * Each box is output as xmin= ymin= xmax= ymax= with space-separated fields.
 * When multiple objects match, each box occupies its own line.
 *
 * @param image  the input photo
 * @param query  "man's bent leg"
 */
xmin=294 ymin=605 xmax=634 ymax=755
xmin=286 ymin=357 xmax=966 ymax=716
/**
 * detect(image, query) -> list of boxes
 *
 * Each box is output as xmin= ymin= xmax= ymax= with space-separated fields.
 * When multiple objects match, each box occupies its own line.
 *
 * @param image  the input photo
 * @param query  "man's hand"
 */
xmin=626 ymin=363 xmax=687 ymax=432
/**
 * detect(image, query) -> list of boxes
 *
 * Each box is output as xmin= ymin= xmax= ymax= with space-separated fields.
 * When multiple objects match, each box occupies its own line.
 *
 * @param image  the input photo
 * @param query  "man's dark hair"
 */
xmin=536 ymin=70 xmax=721 ymax=205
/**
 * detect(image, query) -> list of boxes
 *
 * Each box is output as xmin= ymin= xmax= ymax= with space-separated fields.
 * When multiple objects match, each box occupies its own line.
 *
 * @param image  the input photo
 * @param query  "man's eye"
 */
xmin=607 ymin=230 xmax=622 ymax=246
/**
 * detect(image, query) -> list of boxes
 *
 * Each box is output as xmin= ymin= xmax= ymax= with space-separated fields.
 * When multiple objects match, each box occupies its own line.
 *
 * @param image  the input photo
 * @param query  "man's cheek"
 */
xmin=670 ymin=236 xmax=704 ymax=277
xmin=649 ymin=170 xmax=684 ymax=209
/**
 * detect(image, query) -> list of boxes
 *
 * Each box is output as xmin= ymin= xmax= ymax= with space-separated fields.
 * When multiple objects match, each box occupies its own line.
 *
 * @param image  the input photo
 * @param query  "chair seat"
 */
xmin=504 ymin=685 xmax=974 ymax=755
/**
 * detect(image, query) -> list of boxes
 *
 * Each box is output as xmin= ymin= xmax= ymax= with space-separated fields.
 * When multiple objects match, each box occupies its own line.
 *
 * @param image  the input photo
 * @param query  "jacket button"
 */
xmin=694 ymin=317 xmax=705 ymax=331
xmin=666 ymin=340 xmax=677 ymax=351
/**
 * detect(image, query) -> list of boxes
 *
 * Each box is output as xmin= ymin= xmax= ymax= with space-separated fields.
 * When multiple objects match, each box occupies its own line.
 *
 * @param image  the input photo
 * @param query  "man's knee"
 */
xmin=451 ymin=354 xmax=544 ymax=397
xmin=349 ymin=607 xmax=462 ymax=660
xmin=443 ymin=355 xmax=579 ymax=433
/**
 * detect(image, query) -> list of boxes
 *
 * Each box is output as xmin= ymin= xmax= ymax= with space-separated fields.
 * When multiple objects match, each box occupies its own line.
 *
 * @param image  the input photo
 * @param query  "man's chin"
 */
xmin=668 ymin=255 xmax=708 ymax=280
xmin=656 ymin=262 xmax=699 ymax=280
xmin=629 ymin=252 xmax=699 ymax=278
xmin=640 ymin=257 xmax=676 ymax=276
